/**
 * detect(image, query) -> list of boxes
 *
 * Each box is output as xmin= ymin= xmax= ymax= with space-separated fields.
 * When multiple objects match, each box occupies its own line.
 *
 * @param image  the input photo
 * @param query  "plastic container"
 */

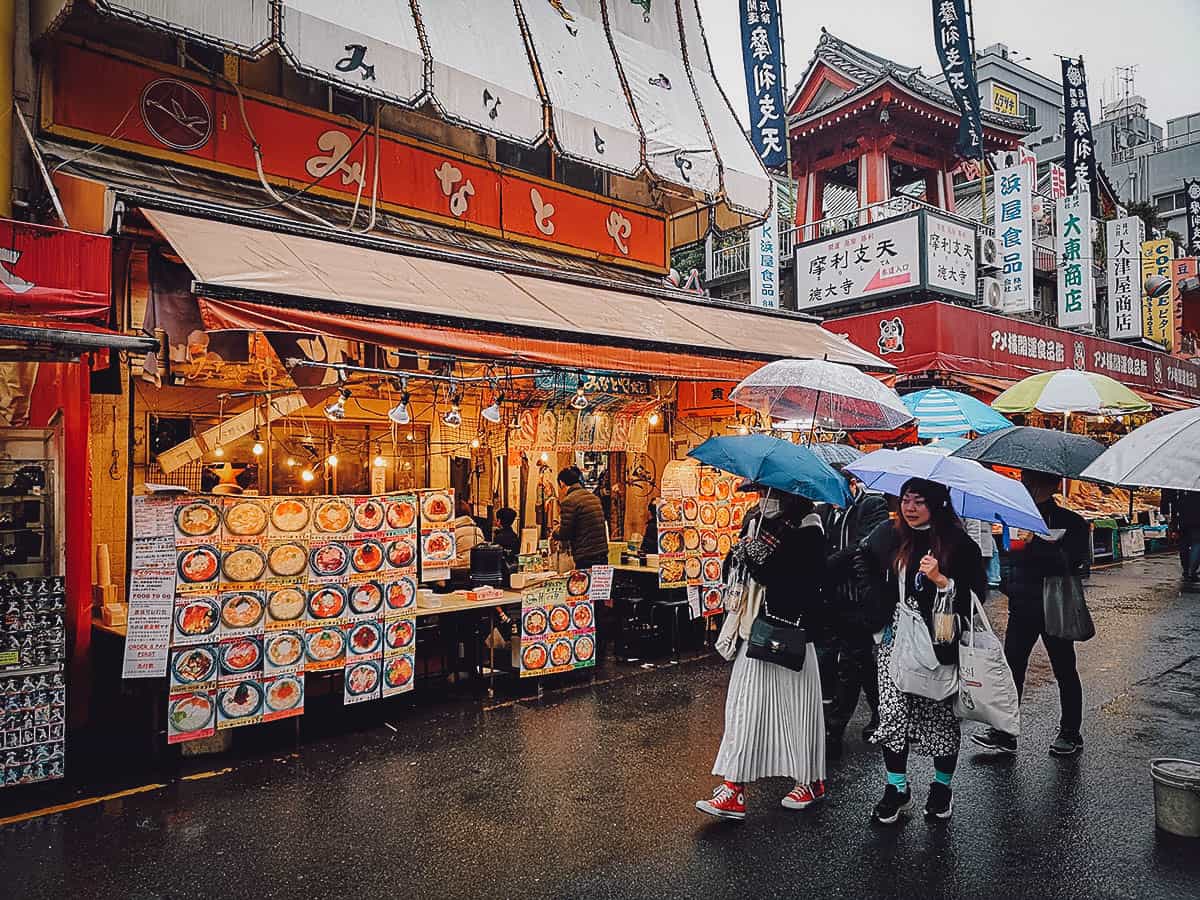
xmin=1150 ymin=758 xmax=1200 ymax=837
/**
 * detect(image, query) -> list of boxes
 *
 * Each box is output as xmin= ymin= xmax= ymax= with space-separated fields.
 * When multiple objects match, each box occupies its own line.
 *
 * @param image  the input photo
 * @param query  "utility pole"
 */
xmin=965 ymin=0 xmax=987 ymax=223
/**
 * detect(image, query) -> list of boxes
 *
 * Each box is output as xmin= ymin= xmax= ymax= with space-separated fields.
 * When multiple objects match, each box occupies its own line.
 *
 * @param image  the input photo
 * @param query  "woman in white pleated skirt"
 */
xmin=696 ymin=495 xmax=828 ymax=821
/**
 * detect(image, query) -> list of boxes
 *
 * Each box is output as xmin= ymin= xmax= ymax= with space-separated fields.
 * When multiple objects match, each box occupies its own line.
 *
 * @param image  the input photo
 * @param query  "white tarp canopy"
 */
xmin=37 ymin=0 xmax=771 ymax=216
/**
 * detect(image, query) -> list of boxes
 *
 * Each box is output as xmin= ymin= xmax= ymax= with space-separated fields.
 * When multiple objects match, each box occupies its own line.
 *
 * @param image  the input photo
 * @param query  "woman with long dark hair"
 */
xmin=854 ymin=478 xmax=986 ymax=824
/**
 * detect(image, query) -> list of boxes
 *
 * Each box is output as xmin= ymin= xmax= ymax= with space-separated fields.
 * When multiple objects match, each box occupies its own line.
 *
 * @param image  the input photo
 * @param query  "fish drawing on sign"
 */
xmin=593 ymin=129 xmax=606 ymax=155
xmin=482 ymin=90 xmax=502 ymax=121
xmin=144 ymin=96 xmax=208 ymax=139
xmin=335 ymin=44 xmax=376 ymax=81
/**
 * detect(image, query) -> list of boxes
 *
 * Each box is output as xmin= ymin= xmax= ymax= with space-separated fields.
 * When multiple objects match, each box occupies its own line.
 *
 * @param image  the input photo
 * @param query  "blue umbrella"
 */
xmin=846 ymin=447 xmax=1048 ymax=534
xmin=688 ymin=435 xmax=851 ymax=507
xmin=902 ymin=388 xmax=1014 ymax=439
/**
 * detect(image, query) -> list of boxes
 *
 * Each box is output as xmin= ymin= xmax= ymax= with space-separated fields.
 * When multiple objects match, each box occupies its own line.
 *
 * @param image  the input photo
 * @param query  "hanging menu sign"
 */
xmin=519 ymin=572 xmax=598 ymax=677
xmin=123 ymin=494 xmax=179 ymax=678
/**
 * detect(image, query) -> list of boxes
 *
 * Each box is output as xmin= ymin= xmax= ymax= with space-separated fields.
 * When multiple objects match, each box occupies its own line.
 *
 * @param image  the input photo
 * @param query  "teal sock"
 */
xmin=886 ymin=771 xmax=908 ymax=791
xmin=934 ymin=769 xmax=954 ymax=786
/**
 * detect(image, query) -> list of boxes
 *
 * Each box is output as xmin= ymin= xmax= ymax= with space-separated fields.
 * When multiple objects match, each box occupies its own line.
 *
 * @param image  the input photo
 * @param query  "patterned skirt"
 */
xmin=872 ymin=600 xmax=961 ymax=758
xmin=712 ymin=642 xmax=826 ymax=784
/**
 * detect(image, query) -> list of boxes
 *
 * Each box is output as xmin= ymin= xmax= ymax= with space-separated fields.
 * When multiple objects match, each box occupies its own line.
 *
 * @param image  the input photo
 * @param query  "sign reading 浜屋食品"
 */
xmin=932 ymin=0 xmax=982 ymax=160
xmin=1105 ymin=216 xmax=1145 ymax=339
xmin=1061 ymin=58 xmax=1097 ymax=200
xmin=1142 ymin=237 xmax=1176 ymax=348
xmin=1057 ymin=191 xmax=1095 ymax=330
xmin=749 ymin=218 xmax=779 ymax=310
xmin=994 ymin=164 xmax=1033 ymax=314
xmin=739 ymin=0 xmax=787 ymax=172
xmin=1186 ymin=179 xmax=1200 ymax=256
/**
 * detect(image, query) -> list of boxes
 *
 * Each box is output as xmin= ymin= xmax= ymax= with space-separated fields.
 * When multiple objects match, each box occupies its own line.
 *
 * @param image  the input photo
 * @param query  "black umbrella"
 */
xmin=951 ymin=426 xmax=1106 ymax=478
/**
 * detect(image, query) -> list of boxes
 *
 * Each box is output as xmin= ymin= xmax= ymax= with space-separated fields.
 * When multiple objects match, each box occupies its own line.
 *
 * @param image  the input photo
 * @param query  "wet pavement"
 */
xmin=2 ymin=555 xmax=1198 ymax=899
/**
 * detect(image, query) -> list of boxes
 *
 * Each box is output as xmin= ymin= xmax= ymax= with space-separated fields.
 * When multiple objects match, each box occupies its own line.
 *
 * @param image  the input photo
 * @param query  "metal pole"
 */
xmin=776 ymin=0 xmax=797 ymax=251
xmin=965 ymin=0 xmax=987 ymax=224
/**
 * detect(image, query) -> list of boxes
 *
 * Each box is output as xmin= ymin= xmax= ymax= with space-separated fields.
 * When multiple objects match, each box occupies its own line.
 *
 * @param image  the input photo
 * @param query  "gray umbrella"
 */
xmin=951 ymin=426 xmax=1105 ymax=478
xmin=1080 ymin=407 xmax=1200 ymax=489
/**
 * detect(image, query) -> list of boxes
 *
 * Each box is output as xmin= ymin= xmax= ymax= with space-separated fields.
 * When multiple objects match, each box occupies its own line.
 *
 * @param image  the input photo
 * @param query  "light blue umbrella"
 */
xmin=902 ymin=388 xmax=1014 ymax=439
xmin=846 ymin=447 xmax=1048 ymax=534
xmin=688 ymin=435 xmax=851 ymax=507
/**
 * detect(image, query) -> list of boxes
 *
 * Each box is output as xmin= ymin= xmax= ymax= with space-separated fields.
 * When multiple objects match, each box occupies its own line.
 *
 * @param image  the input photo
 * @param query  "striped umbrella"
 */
xmin=901 ymin=388 xmax=1014 ymax=439
xmin=991 ymin=369 xmax=1151 ymax=415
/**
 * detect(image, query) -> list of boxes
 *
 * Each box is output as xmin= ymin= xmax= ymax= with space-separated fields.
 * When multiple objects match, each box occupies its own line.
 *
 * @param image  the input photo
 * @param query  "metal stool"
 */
xmin=649 ymin=597 xmax=691 ymax=661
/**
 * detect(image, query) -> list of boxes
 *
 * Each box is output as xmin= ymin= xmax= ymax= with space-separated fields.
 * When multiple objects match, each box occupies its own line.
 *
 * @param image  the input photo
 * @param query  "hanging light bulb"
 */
xmin=442 ymin=399 xmax=462 ymax=428
xmin=213 ymin=444 xmax=225 ymax=458
xmin=285 ymin=456 xmax=296 ymax=468
xmin=325 ymin=388 xmax=351 ymax=421
xmin=481 ymin=392 xmax=504 ymax=424
xmin=648 ymin=410 xmax=661 ymax=427
xmin=570 ymin=386 xmax=588 ymax=411
xmin=388 ymin=390 xmax=411 ymax=425
xmin=470 ymin=437 xmax=481 ymax=449
xmin=373 ymin=453 xmax=386 ymax=467
xmin=300 ymin=467 xmax=315 ymax=483
xmin=251 ymin=430 xmax=264 ymax=456
xmin=327 ymin=451 xmax=339 ymax=467
xmin=539 ymin=451 xmax=549 ymax=463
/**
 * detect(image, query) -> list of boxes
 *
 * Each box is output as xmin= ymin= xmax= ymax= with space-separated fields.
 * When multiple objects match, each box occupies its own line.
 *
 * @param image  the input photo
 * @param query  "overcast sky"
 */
xmin=697 ymin=0 xmax=1200 ymax=126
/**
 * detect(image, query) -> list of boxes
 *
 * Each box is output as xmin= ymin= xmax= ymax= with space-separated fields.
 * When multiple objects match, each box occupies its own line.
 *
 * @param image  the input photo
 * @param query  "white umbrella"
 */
xmin=991 ymin=369 xmax=1151 ymax=415
xmin=730 ymin=359 xmax=913 ymax=431
xmin=1080 ymin=406 xmax=1200 ymax=490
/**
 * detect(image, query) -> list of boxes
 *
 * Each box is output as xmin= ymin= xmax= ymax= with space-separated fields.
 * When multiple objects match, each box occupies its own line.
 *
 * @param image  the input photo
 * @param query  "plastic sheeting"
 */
xmin=605 ymin=0 xmax=720 ymax=198
xmin=93 ymin=0 xmax=273 ymax=54
xmin=279 ymin=0 xmax=425 ymax=106
xmin=517 ymin=0 xmax=641 ymax=175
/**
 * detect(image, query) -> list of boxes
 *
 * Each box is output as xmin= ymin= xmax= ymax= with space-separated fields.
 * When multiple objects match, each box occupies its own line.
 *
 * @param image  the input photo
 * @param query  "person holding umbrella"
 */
xmin=853 ymin=478 xmax=987 ymax=824
xmin=972 ymin=469 xmax=1091 ymax=757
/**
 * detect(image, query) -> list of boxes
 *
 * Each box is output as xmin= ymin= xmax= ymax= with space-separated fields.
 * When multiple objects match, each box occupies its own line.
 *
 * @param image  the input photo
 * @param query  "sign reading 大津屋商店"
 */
xmin=1106 ymin=216 xmax=1145 ymax=339
xmin=794 ymin=211 xmax=976 ymax=311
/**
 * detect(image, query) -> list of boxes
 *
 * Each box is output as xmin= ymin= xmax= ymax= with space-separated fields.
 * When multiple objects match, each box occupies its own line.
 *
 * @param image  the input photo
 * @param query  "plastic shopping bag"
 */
xmin=953 ymin=593 xmax=1021 ymax=735
xmin=889 ymin=600 xmax=959 ymax=701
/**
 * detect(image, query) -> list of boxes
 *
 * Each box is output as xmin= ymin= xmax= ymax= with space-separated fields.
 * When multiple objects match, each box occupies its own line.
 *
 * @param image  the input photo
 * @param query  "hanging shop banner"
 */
xmin=532 ymin=371 xmax=653 ymax=398
xmin=1142 ymin=238 xmax=1176 ymax=349
xmin=0 ymin=218 xmax=112 ymax=319
xmin=932 ymin=0 xmax=982 ymax=160
xmin=749 ymin=219 xmax=780 ymax=309
xmin=132 ymin=492 xmax=423 ymax=743
xmin=1061 ymin=58 xmax=1097 ymax=199
xmin=1185 ymin=179 xmax=1200 ymax=257
xmin=509 ymin=405 xmax=650 ymax=455
xmin=47 ymin=45 xmax=667 ymax=273
xmin=825 ymin=301 xmax=1200 ymax=399
xmin=1106 ymin=216 xmax=1145 ymax=339
xmin=739 ymin=0 xmax=788 ymax=171
xmin=518 ymin=571 xmax=599 ymax=677
xmin=1056 ymin=191 xmax=1094 ymax=330
xmin=1049 ymin=163 xmax=1067 ymax=200
xmin=1174 ymin=258 xmax=1199 ymax=359
xmin=994 ymin=165 xmax=1034 ymax=314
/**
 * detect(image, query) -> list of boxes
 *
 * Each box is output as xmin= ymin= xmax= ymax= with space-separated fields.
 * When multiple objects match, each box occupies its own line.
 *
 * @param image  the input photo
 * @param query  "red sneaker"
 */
xmin=695 ymin=781 xmax=746 ymax=820
xmin=781 ymin=780 xmax=826 ymax=810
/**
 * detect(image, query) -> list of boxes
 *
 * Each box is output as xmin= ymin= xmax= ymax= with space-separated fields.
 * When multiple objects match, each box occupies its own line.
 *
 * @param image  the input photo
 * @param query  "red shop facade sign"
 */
xmin=826 ymin=301 xmax=1200 ymax=400
xmin=0 ymin=217 xmax=111 ymax=320
xmin=44 ymin=44 xmax=667 ymax=273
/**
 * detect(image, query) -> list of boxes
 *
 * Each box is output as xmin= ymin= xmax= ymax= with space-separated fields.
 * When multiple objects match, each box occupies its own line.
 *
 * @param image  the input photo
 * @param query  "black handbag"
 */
xmin=746 ymin=602 xmax=808 ymax=671
xmin=1043 ymin=574 xmax=1095 ymax=641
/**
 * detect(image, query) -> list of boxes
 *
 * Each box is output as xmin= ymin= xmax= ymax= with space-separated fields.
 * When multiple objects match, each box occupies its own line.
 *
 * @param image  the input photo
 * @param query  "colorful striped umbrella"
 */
xmin=901 ymin=389 xmax=1014 ymax=438
xmin=991 ymin=369 xmax=1151 ymax=415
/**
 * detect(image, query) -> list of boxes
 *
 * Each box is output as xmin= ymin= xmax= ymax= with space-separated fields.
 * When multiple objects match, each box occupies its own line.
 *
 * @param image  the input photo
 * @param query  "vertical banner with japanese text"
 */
xmin=995 ymin=164 xmax=1034 ymax=313
xmin=1142 ymin=238 xmax=1176 ymax=348
xmin=932 ymin=0 xmax=982 ymax=160
xmin=1057 ymin=191 xmax=1095 ymax=330
xmin=1185 ymin=179 xmax=1200 ymax=256
xmin=1106 ymin=216 xmax=1145 ymax=339
xmin=739 ymin=0 xmax=787 ymax=172
xmin=749 ymin=217 xmax=780 ymax=309
xmin=1061 ymin=58 xmax=1097 ymax=201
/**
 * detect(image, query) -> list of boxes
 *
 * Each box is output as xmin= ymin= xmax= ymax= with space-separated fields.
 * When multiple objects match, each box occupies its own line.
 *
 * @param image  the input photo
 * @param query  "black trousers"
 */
xmin=817 ymin=630 xmax=879 ymax=738
xmin=1004 ymin=597 xmax=1083 ymax=735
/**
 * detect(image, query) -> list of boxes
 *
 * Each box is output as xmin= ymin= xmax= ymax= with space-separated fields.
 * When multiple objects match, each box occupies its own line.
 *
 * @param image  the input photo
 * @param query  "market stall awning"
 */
xmin=140 ymin=209 xmax=891 ymax=380
xmin=0 ymin=314 xmax=158 ymax=360
xmin=34 ymin=0 xmax=771 ymax=216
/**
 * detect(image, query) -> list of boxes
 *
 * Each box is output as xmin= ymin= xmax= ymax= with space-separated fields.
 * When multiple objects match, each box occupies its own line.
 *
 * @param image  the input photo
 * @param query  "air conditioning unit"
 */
xmin=979 ymin=276 xmax=1004 ymax=310
xmin=978 ymin=235 xmax=1001 ymax=270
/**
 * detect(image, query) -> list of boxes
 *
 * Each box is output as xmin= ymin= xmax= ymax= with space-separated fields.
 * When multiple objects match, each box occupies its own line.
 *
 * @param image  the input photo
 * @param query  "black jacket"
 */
xmin=853 ymin=519 xmax=986 ymax=639
xmin=826 ymin=491 xmax=891 ymax=582
xmin=735 ymin=508 xmax=828 ymax=631
xmin=1162 ymin=490 xmax=1200 ymax=530
xmin=1002 ymin=498 xmax=1090 ymax=608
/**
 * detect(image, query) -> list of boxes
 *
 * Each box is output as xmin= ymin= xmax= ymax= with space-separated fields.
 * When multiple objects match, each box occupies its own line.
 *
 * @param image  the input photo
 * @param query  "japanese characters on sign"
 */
xmin=1061 ymin=58 xmax=1097 ymax=200
xmin=925 ymin=212 xmax=977 ymax=299
xmin=1185 ymin=179 xmax=1200 ymax=256
xmin=1174 ymin=258 xmax=1199 ymax=358
xmin=990 ymin=84 xmax=1020 ymax=117
xmin=1141 ymin=238 xmax=1176 ymax=348
xmin=795 ymin=216 xmax=916 ymax=311
xmin=1056 ymin=191 xmax=1094 ymax=330
xmin=739 ymin=0 xmax=788 ymax=171
xmin=994 ymin=164 xmax=1034 ymax=313
xmin=1105 ymin=217 xmax=1145 ymax=340
xmin=1049 ymin=163 xmax=1068 ymax=200
xmin=932 ymin=0 xmax=982 ymax=160
xmin=749 ymin=219 xmax=779 ymax=309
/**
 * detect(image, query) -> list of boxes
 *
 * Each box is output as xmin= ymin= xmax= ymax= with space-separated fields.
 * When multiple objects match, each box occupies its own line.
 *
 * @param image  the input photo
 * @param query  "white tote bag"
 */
xmin=953 ymin=593 xmax=1022 ymax=735
xmin=888 ymin=570 xmax=960 ymax=701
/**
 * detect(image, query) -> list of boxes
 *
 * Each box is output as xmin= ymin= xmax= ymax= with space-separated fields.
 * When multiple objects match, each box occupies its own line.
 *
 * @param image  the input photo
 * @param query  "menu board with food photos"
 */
xmin=656 ymin=467 xmax=756 ymax=615
xmin=417 ymin=489 xmax=456 ymax=582
xmin=139 ymin=491 xmax=425 ymax=743
xmin=518 ymin=571 xmax=600 ymax=677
